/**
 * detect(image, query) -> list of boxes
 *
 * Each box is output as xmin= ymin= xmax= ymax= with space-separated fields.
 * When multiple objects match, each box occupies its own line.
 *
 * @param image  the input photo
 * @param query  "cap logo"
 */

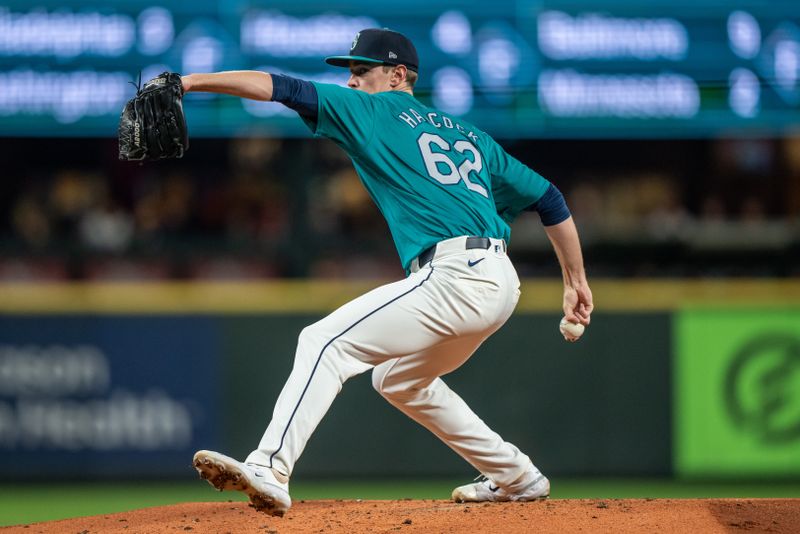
xmin=388 ymin=51 xmax=398 ymax=59
xmin=351 ymin=32 xmax=360 ymax=52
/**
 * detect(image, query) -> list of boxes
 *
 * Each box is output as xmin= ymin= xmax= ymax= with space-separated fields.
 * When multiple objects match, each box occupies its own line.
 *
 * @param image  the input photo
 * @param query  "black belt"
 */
xmin=417 ymin=237 xmax=492 ymax=267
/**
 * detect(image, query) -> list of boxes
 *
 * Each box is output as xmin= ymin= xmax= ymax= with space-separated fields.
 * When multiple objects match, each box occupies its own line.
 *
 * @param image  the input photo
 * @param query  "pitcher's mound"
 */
xmin=4 ymin=498 xmax=800 ymax=533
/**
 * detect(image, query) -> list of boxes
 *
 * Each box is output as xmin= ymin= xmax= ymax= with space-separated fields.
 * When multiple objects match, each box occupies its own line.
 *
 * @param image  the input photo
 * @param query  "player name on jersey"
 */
xmin=397 ymin=107 xmax=479 ymax=143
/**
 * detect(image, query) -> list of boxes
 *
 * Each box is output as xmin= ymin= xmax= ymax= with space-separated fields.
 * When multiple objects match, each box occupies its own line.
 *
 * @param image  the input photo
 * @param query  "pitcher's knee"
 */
xmin=293 ymin=324 xmax=326 ymax=364
xmin=297 ymin=323 xmax=324 ymax=348
xmin=371 ymin=366 xmax=406 ymax=399
xmin=371 ymin=367 xmax=422 ymax=401
xmin=371 ymin=366 xmax=390 ymax=395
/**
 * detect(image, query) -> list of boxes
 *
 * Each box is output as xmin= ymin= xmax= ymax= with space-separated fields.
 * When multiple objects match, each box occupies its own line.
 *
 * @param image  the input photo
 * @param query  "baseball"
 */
xmin=559 ymin=318 xmax=585 ymax=341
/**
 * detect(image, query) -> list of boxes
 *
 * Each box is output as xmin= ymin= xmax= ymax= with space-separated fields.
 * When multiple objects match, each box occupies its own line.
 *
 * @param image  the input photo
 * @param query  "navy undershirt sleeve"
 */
xmin=525 ymin=183 xmax=571 ymax=226
xmin=270 ymin=74 xmax=318 ymax=119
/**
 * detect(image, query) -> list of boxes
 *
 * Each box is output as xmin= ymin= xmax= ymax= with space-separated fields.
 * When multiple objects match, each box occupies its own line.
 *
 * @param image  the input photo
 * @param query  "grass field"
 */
xmin=2 ymin=479 xmax=800 ymax=527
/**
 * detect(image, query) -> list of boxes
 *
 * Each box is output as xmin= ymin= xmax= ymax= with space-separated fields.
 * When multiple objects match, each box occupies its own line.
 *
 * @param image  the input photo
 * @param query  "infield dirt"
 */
xmin=3 ymin=498 xmax=799 ymax=533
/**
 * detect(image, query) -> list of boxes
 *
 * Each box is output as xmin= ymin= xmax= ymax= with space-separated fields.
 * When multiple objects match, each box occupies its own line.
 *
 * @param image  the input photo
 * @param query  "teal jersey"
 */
xmin=304 ymin=82 xmax=552 ymax=272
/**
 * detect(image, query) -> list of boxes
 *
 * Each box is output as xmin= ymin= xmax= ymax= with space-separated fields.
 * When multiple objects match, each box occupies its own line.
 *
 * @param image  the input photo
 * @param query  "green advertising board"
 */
xmin=675 ymin=309 xmax=800 ymax=477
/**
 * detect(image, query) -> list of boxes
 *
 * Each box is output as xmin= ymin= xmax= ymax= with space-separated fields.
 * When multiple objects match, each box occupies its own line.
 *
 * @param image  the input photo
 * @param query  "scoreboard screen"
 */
xmin=0 ymin=0 xmax=798 ymax=138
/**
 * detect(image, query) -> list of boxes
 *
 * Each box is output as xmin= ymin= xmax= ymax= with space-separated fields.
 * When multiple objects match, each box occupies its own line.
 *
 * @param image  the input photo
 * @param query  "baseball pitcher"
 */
xmin=180 ymin=28 xmax=593 ymax=516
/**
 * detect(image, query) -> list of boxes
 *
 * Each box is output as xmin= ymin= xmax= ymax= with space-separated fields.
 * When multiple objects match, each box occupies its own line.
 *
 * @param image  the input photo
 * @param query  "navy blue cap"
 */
xmin=325 ymin=28 xmax=419 ymax=72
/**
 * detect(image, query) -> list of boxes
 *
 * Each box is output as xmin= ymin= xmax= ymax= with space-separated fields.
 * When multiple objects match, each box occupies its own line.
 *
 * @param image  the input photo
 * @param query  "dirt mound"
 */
xmin=4 ymin=498 xmax=799 ymax=533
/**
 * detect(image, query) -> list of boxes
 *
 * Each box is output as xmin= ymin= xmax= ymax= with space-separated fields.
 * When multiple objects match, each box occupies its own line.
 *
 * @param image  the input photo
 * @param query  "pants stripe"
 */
xmin=268 ymin=265 xmax=436 ymax=467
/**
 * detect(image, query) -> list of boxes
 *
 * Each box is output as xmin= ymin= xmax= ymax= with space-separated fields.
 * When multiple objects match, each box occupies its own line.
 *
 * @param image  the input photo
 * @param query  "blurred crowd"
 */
xmin=1 ymin=135 xmax=799 ymax=280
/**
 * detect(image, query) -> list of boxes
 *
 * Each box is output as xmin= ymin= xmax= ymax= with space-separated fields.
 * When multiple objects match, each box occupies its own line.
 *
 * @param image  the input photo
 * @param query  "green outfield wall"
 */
xmin=0 ymin=280 xmax=799 ymax=479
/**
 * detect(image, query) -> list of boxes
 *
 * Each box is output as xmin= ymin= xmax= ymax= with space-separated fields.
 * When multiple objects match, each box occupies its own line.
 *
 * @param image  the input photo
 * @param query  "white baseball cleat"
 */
xmin=193 ymin=449 xmax=291 ymax=516
xmin=452 ymin=465 xmax=550 ymax=503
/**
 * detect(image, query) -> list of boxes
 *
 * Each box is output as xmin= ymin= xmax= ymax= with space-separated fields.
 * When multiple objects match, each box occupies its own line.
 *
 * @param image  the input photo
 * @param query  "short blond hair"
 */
xmin=406 ymin=70 xmax=418 ymax=88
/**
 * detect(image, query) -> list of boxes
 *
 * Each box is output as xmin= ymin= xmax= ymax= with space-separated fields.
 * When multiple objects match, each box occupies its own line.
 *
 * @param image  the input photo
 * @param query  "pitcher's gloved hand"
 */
xmin=118 ymin=72 xmax=189 ymax=161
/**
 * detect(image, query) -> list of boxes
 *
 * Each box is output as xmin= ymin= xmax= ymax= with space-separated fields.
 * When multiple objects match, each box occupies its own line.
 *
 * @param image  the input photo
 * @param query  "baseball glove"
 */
xmin=118 ymin=72 xmax=189 ymax=161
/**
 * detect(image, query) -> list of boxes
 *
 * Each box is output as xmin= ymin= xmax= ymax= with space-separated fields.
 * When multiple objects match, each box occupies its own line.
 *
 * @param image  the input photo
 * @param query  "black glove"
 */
xmin=119 ymin=72 xmax=189 ymax=161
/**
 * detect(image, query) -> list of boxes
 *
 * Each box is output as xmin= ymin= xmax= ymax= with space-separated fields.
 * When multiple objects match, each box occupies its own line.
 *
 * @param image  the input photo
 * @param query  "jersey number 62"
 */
xmin=417 ymin=133 xmax=488 ymax=198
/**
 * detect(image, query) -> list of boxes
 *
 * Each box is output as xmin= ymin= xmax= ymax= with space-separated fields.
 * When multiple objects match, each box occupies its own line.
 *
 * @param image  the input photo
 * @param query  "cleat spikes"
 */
xmin=192 ymin=450 xmax=291 ymax=517
xmin=250 ymin=494 xmax=278 ymax=515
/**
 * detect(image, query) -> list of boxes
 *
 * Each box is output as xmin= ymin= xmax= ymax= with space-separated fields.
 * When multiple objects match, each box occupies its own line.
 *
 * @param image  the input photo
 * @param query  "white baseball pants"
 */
xmin=246 ymin=236 xmax=533 ymax=487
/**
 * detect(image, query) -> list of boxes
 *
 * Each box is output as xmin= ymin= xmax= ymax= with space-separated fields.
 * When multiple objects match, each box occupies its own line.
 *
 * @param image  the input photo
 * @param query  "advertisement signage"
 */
xmin=0 ymin=316 xmax=220 ymax=478
xmin=675 ymin=309 xmax=800 ymax=476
